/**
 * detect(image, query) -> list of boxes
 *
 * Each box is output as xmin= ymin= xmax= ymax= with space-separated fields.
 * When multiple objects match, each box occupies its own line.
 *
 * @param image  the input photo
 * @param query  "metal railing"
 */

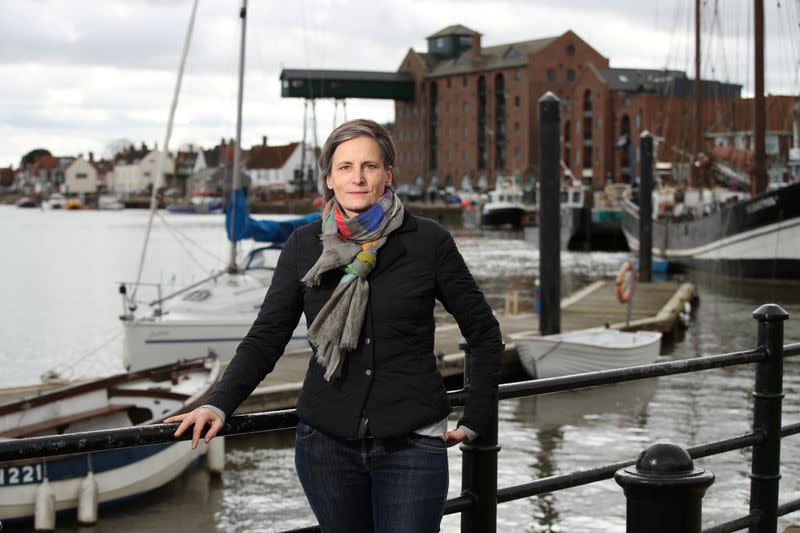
xmin=1 ymin=304 xmax=798 ymax=532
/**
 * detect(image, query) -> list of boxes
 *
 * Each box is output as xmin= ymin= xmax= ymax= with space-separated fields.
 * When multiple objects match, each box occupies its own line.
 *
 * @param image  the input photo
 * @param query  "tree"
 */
xmin=20 ymin=148 xmax=52 ymax=168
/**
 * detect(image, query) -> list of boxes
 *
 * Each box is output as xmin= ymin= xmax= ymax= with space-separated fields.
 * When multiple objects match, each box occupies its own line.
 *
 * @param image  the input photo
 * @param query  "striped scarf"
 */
xmin=301 ymin=190 xmax=405 ymax=380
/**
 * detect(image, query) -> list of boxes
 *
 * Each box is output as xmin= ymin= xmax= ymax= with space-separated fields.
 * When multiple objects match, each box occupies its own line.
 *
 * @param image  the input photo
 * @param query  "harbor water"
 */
xmin=1 ymin=205 xmax=799 ymax=532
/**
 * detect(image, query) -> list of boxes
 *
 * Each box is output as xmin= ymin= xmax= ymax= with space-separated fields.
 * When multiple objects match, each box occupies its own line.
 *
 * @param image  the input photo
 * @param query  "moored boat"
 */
xmin=513 ymin=328 xmax=662 ymax=379
xmin=0 ymin=355 xmax=220 ymax=524
xmin=65 ymin=197 xmax=83 ymax=210
xmin=43 ymin=193 xmax=66 ymax=210
xmin=97 ymin=194 xmax=125 ymax=211
xmin=120 ymin=206 xmax=317 ymax=372
xmin=14 ymin=196 xmax=40 ymax=208
xmin=621 ymin=181 xmax=800 ymax=279
xmin=481 ymin=177 xmax=530 ymax=228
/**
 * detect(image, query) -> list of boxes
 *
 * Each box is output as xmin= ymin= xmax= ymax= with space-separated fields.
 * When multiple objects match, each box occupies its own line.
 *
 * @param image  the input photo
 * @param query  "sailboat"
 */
xmin=621 ymin=0 xmax=800 ymax=280
xmin=119 ymin=1 xmax=317 ymax=372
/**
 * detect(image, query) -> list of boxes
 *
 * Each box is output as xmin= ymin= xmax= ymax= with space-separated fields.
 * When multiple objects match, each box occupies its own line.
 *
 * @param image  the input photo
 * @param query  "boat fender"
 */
xmin=77 ymin=471 xmax=99 ymax=525
xmin=34 ymin=478 xmax=55 ymax=531
xmin=206 ymin=436 xmax=225 ymax=476
xmin=615 ymin=261 xmax=637 ymax=304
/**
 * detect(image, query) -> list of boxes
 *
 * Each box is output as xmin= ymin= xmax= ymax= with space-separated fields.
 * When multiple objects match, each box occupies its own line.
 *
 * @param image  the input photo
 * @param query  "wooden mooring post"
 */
xmin=538 ymin=91 xmax=561 ymax=335
xmin=638 ymin=131 xmax=653 ymax=283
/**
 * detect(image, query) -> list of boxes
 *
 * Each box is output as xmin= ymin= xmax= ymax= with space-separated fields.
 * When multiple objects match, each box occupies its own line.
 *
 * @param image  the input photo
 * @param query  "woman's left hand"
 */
xmin=444 ymin=428 xmax=468 ymax=447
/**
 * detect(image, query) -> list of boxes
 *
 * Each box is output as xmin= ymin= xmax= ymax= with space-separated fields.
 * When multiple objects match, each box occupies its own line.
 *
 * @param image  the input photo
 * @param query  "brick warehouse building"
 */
xmin=394 ymin=25 xmax=608 ymax=190
xmin=563 ymin=65 xmax=741 ymax=189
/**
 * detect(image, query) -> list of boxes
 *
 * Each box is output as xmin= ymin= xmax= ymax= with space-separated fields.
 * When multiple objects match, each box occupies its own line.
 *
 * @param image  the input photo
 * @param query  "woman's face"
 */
xmin=326 ymin=136 xmax=393 ymax=218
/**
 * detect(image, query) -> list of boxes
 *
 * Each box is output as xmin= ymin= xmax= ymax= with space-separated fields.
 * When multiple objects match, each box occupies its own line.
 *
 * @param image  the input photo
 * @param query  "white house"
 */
xmin=246 ymin=140 xmax=316 ymax=192
xmin=111 ymin=149 xmax=175 ymax=194
xmin=64 ymin=156 xmax=99 ymax=194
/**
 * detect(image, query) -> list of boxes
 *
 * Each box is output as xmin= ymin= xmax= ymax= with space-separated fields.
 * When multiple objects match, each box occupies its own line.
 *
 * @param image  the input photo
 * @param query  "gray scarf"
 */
xmin=301 ymin=191 xmax=405 ymax=380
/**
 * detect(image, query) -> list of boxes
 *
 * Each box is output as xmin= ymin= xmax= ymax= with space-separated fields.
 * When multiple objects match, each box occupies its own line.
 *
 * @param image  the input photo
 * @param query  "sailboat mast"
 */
xmin=229 ymin=0 xmax=248 ymax=272
xmin=693 ymin=0 xmax=702 ymax=189
xmin=752 ymin=0 xmax=767 ymax=195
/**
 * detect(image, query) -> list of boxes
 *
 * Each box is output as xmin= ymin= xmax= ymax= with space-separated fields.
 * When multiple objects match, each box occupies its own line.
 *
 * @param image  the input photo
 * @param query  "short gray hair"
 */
xmin=317 ymin=119 xmax=398 ymax=202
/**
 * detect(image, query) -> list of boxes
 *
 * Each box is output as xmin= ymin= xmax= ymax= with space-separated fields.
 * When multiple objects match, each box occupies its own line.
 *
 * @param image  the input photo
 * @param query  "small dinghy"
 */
xmin=514 ymin=328 xmax=662 ymax=379
xmin=0 ymin=355 xmax=220 ymax=526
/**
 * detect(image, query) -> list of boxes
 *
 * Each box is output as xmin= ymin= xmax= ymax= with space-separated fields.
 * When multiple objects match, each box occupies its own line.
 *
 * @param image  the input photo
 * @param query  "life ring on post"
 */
xmin=615 ymin=260 xmax=637 ymax=304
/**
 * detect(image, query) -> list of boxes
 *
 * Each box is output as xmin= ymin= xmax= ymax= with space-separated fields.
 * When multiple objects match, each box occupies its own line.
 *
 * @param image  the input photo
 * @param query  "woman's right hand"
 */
xmin=164 ymin=407 xmax=223 ymax=449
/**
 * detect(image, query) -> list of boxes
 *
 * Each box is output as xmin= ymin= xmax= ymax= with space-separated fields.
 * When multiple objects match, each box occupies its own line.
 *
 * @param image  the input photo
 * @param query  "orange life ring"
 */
xmin=615 ymin=260 xmax=637 ymax=304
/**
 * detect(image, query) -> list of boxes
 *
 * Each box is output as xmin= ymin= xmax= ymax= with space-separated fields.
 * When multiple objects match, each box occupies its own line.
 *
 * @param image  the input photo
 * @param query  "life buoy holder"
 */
xmin=615 ymin=260 xmax=637 ymax=304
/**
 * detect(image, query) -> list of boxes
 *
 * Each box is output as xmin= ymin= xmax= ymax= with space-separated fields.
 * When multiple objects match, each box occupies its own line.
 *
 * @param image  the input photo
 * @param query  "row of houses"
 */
xmin=3 ymin=137 xmax=316 ymax=199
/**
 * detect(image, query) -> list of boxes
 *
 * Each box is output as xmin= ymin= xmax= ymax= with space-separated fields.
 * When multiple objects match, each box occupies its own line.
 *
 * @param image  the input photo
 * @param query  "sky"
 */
xmin=1 ymin=0 xmax=798 ymax=168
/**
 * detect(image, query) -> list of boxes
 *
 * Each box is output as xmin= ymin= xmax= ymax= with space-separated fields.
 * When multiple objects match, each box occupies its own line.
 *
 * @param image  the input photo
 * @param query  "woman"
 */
xmin=167 ymin=119 xmax=504 ymax=532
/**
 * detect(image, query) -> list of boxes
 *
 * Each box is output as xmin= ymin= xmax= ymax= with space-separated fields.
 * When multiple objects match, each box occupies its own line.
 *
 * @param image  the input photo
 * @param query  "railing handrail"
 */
xmin=1 ymin=344 xmax=790 ymax=462
xmin=2 ymin=344 xmax=798 ymax=463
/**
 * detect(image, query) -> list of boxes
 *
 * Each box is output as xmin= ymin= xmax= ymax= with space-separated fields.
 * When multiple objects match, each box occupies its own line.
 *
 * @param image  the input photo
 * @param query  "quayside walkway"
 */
xmin=240 ymin=279 xmax=695 ymax=413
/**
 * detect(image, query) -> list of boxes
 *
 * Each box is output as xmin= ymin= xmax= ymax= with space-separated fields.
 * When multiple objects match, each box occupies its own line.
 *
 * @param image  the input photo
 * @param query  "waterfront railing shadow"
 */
xmin=1 ymin=304 xmax=799 ymax=532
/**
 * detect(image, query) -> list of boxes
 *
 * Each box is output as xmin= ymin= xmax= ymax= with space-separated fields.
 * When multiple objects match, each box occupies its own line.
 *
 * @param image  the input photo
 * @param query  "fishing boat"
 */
xmin=0 ymin=355 xmax=220 ymax=525
xmin=622 ymin=182 xmax=800 ymax=278
xmin=119 ymin=0 xmax=316 ymax=372
xmin=481 ymin=176 xmax=530 ymax=227
xmin=513 ymin=328 xmax=662 ymax=379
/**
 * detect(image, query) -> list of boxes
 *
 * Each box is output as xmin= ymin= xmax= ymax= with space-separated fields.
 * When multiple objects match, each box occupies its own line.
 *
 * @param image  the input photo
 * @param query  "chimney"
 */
xmin=470 ymin=32 xmax=482 ymax=64
xmin=221 ymin=137 xmax=226 ymax=147
xmin=262 ymin=135 xmax=268 ymax=146
xmin=89 ymin=151 xmax=94 ymax=162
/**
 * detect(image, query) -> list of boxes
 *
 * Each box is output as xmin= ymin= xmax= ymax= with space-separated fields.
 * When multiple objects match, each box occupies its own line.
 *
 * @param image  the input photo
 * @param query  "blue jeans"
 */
xmin=294 ymin=419 xmax=449 ymax=533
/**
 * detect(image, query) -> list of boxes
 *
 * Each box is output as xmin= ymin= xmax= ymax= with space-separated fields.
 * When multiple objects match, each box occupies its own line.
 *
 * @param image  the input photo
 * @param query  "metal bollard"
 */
xmin=458 ymin=339 xmax=500 ymax=533
xmin=615 ymin=442 xmax=714 ymax=533
xmin=749 ymin=304 xmax=789 ymax=533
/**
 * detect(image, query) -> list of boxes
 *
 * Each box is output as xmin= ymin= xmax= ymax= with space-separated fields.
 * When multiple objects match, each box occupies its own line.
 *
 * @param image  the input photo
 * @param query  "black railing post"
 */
xmin=538 ymin=91 xmax=561 ymax=335
xmin=638 ymin=131 xmax=653 ymax=283
xmin=615 ymin=442 xmax=714 ymax=533
xmin=458 ymin=340 xmax=499 ymax=533
xmin=749 ymin=303 xmax=789 ymax=533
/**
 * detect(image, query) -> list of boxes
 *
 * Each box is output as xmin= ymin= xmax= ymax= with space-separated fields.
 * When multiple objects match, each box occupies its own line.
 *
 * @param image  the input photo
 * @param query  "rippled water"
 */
xmin=1 ymin=206 xmax=799 ymax=532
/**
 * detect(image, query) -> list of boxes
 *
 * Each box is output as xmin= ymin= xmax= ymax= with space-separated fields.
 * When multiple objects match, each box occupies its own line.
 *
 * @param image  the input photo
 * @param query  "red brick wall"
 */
xmin=394 ymin=31 xmax=608 ymax=189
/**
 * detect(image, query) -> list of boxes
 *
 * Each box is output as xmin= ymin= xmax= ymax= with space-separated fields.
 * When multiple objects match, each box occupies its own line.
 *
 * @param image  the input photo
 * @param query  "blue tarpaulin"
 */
xmin=225 ymin=189 xmax=320 ymax=243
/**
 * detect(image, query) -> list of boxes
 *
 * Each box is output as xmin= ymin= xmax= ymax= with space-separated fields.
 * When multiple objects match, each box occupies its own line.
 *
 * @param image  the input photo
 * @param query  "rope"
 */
xmin=130 ymin=0 xmax=200 ymax=303
xmin=155 ymin=210 xmax=228 ymax=266
xmin=40 ymin=329 xmax=122 ymax=384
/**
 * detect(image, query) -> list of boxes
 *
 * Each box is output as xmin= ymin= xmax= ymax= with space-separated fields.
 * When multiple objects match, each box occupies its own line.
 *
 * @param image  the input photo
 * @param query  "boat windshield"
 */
xmin=243 ymin=246 xmax=280 ymax=270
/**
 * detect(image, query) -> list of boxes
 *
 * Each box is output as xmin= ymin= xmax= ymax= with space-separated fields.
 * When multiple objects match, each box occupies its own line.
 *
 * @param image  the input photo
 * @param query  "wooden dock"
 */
xmin=0 ymin=280 xmax=694 ymax=412
xmin=237 ymin=279 xmax=695 ymax=413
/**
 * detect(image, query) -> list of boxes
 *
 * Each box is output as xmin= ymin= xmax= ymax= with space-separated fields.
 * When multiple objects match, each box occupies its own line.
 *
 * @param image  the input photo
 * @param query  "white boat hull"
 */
xmin=514 ymin=329 xmax=662 ymax=379
xmin=0 ymin=441 xmax=204 ymax=521
xmin=122 ymin=266 xmax=308 ymax=372
xmin=621 ymin=182 xmax=800 ymax=279
xmin=123 ymin=317 xmax=308 ymax=371
xmin=0 ymin=357 xmax=219 ymax=522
